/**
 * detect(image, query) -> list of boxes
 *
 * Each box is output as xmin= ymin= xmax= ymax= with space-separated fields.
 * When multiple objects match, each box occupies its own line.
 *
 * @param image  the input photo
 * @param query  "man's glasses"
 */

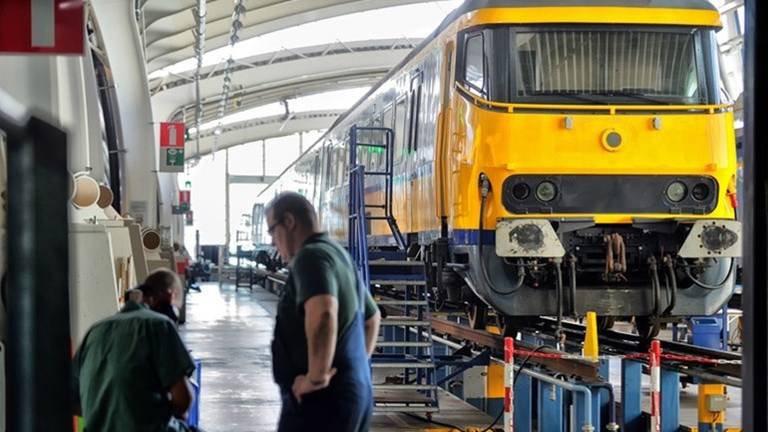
xmin=267 ymin=218 xmax=283 ymax=236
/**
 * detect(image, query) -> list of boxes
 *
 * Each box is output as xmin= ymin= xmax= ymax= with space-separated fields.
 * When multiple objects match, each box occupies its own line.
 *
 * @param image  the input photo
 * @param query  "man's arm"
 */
xmin=168 ymin=376 xmax=194 ymax=419
xmin=364 ymin=310 xmax=381 ymax=357
xmin=304 ymin=294 xmax=338 ymax=383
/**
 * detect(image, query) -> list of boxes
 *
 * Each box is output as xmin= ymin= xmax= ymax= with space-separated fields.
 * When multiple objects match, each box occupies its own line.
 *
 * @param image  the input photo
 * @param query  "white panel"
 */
xmin=102 ymin=222 xmax=138 ymax=297
xmin=69 ymin=224 xmax=119 ymax=346
xmin=679 ymin=220 xmax=743 ymax=258
xmin=495 ymin=219 xmax=565 ymax=258
xmin=462 ymin=365 xmax=488 ymax=400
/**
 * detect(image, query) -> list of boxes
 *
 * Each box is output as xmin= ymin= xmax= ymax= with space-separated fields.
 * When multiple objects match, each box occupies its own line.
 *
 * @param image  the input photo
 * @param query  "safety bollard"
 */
xmin=504 ymin=337 xmax=515 ymax=432
xmin=650 ymin=340 xmax=662 ymax=432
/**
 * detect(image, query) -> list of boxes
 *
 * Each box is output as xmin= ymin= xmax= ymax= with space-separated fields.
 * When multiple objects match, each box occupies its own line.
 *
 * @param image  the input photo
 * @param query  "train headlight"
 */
xmin=665 ymin=181 xmax=687 ymax=203
xmin=512 ymin=183 xmax=530 ymax=200
xmin=692 ymin=183 xmax=710 ymax=201
xmin=535 ymin=181 xmax=557 ymax=202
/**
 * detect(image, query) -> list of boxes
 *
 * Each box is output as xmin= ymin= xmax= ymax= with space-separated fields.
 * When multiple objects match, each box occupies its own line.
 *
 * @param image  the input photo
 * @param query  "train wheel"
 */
xmin=468 ymin=304 xmax=487 ymax=330
xmin=635 ymin=316 xmax=661 ymax=340
xmin=597 ymin=316 xmax=616 ymax=332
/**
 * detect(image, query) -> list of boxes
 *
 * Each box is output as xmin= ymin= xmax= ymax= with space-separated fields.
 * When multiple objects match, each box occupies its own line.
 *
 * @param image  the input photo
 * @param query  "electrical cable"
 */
xmin=477 ymin=174 xmax=521 ymax=296
xmin=478 ymin=345 xmax=549 ymax=432
xmin=662 ymin=257 xmax=677 ymax=316
xmin=404 ymin=412 xmax=466 ymax=431
xmin=682 ymin=258 xmax=735 ymax=290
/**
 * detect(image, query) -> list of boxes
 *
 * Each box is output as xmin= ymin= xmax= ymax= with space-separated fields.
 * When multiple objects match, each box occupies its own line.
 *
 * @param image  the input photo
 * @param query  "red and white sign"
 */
xmin=179 ymin=190 xmax=191 ymax=206
xmin=0 ymin=0 xmax=84 ymax=54
xmin=160 ymin=122 xmax=186 ymax=148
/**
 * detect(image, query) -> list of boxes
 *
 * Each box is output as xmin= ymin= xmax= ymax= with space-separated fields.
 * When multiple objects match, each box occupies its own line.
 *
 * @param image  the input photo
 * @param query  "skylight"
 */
xmin=148 ymin=0 xmax=463 ymax=80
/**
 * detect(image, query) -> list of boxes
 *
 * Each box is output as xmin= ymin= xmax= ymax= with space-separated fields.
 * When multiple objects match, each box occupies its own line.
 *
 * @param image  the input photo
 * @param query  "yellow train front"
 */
xmin=266 ymin=0 xmax=742 ymax=335
xmin=440 ymin=0 xmax=741 ymax=332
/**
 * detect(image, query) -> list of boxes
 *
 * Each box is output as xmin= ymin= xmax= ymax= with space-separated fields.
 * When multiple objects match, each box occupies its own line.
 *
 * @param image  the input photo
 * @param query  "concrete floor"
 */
xmin=180 ymin=283 xmax=740 ymax=431
xmin=181 ymin=283 xmax=281 ymax=432
xmin=180 ymin=283 xmax=494 ymax=432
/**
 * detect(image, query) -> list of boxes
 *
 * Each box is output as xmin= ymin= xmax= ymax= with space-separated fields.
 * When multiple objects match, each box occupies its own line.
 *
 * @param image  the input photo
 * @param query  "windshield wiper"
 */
xmin=528 ymin=92 xmax=608 ymax=104
xmin=600 ymin=91 xmax=674 ymax=105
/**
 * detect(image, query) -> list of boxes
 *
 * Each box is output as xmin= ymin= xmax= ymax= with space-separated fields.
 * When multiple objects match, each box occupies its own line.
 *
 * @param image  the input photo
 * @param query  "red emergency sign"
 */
xmin=0 ymin=0 xmax=84 ymax=54
xmin=160 ymin=122 xmax=186 ymax=148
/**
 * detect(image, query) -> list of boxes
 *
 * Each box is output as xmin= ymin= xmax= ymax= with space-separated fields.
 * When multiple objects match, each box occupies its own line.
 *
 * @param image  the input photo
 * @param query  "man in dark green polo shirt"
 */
xmin=267 ymin=192 xmax=381 ymax=432
xmin=72 ymin=270 xmax=196 ymax=432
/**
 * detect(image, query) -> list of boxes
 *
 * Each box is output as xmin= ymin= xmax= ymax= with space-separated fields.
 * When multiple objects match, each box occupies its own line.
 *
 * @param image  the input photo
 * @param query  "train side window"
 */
xmin=382 ymin=106 xmax=394 ymax=170
xmin=394 ymin=97 xmax=408 ymax=164
xmin=464 ymin=33 xmax=486 ymax=95
xmin=409 ymin=72 xmax=423 ymax=153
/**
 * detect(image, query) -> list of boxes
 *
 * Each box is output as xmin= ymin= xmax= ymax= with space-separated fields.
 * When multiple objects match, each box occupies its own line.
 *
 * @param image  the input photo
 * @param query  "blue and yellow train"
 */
xmin=262 ymin=0 xmax=741 ymax=336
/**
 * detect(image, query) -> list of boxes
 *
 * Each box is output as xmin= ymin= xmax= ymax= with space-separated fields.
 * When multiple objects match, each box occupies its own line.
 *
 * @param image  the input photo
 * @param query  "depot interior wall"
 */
xmin=91 ymin=0 xmax=161 ymax=228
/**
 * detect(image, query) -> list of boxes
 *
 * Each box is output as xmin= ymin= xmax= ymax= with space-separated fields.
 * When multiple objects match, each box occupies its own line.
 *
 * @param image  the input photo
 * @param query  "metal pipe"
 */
xmin=590 ymin=382 xmax=619 ymax=430
xmin=513 ymin=365 xmax=594 ymax=431
xmin=554 ymin=259 xmax=564 ymax=346
xmin=568 ymin=255 xmax=577 ymax=315
xmin=193 ymin=0 xmax=206 ymax=160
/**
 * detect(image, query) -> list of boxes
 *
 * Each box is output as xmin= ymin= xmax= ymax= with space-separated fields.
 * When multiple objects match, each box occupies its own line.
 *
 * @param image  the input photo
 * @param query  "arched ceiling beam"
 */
xmin=151 ymin=40 xmax=411 ymax=122
xmin=141 ymin=0 xmax=428 ymax=72
xmin=188 ymin=110 xmax=342 ymax=159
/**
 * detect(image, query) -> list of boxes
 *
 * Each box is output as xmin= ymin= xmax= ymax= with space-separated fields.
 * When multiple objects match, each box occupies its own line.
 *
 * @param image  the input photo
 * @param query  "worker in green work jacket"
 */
xmin=72 ymin=269 xmax=198 ymax=432
xmin=267 ymin=192 xmax=381 ymax=432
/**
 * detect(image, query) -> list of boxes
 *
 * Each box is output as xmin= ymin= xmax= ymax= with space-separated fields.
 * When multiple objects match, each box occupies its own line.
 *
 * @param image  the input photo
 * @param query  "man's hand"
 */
xmin=292 ymin=368 xmax=337 ymax=403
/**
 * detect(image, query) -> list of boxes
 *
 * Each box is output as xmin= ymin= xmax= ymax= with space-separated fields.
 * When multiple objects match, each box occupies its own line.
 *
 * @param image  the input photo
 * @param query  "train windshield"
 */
xmin=460 ymin=26 xmax=721 ymax=105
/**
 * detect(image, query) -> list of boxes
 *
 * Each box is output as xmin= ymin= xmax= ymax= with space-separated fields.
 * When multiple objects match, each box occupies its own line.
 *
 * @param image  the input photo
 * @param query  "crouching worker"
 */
xmin=266 ymin=192 xmax=381 ymax=432
xmin=72 ymin=269 xmax=198 ymax=432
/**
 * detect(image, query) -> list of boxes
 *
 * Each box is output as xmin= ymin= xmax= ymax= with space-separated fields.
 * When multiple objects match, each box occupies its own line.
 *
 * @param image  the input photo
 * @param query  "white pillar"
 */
xmin=91 ymin=0 xmax=158 ymax=226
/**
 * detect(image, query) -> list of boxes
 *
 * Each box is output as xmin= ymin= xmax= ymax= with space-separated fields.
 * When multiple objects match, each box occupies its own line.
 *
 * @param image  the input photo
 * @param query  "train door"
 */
xmin=437 ymin=42 xmax=455 ymax=231
xmin=392 ymin=95 xmax=410 ymax=234
xmin=407 ymin=71 xmax=423 ymax=235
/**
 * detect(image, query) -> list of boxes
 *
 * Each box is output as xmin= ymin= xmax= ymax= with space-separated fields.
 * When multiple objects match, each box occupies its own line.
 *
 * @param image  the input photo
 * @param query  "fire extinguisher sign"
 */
xmin=160 ymin=122 xmax=185 ymax=172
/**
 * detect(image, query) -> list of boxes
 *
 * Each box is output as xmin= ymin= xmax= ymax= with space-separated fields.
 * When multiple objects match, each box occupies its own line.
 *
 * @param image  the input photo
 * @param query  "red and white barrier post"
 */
xmin=649 ymin=339 xmax=662 ymax=432
xmin=504 ymin=337 xmax=515 ymax=432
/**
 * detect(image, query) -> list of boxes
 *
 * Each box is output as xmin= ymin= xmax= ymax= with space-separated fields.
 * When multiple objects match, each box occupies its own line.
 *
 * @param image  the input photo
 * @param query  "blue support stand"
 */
xmin=721 ymin=306 xmax=729 ymax=350
xmin=515 ymin=374 xmax=533 ymax=432
xmin=622 ymin=360 xmax=644 ymax=432
xmin=661 ymin=368 xmax=680 ymax=432
xmin=538 ymin=380 xmax=564 ymax=432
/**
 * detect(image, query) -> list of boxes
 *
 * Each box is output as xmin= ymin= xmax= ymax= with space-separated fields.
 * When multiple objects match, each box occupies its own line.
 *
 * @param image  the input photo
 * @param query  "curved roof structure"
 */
xmin=140 ymin=0 xmax=431 ymax=73
xmin=141 ymin=1 xmax=462 ymax=159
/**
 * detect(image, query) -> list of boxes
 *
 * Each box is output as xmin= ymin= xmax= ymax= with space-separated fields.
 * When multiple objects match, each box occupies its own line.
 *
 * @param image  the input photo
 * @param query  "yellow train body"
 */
xmin=265 ymin=0 xmax=740 ymax=319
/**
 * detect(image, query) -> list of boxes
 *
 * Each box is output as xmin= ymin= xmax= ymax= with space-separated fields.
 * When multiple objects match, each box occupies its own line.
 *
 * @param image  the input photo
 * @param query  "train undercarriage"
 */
xmin=413 ymin=219 xmax=740 ymax=340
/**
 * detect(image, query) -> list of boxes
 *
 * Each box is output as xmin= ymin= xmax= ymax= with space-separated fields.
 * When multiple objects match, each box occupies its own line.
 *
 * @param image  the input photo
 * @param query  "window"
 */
xmin=393 ymin=98 xmax=408 ymax=163
xmin=515 ymin=30 xmax=706 ymax=103
xmin=409 ymin=73 xmax=423 ymax=153
xmin=464 ymin=33 xmax=485 ymax=94
xmin=457 ymin=26 xmax=715 ymax=105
